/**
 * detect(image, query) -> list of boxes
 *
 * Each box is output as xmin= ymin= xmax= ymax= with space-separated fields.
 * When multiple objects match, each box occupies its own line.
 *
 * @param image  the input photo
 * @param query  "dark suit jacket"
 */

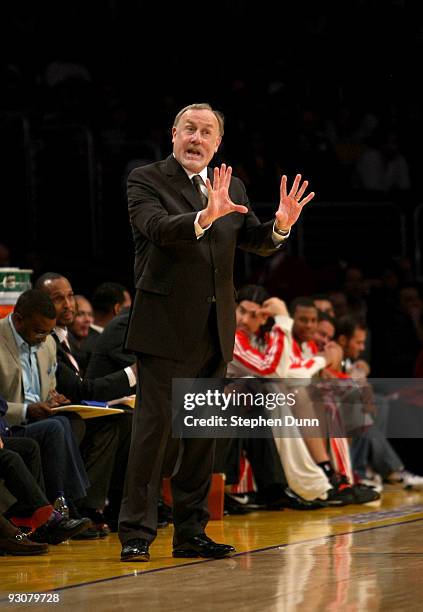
xmin=52 ymin=333 xmax=134 ymax=403
xmin=86 ymin=310 xmax=134 ymax=379
xmin=126 ymin=155 xmax=282 ymax=363
xmin=78 ymin=327 xmax=101 ymax=366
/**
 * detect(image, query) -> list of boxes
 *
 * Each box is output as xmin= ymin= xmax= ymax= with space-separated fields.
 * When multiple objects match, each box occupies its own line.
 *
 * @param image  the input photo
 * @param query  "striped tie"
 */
xmin=192 ymin=174 xmax=208 ymax=208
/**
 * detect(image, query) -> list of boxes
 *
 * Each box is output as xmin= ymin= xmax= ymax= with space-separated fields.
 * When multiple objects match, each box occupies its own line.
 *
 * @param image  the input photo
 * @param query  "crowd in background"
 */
xmin=1 ymin=0 xmax=422 ymax=290
xmin=1 ymin=0 xmax=423 ymax=556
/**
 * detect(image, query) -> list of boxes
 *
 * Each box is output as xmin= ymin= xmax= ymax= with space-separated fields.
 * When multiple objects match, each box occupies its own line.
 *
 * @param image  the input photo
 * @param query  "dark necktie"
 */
xmin=60 ymin=338 xmax=80 ymax=373
xmin=192 ymin=174 xmax=208 ymax=208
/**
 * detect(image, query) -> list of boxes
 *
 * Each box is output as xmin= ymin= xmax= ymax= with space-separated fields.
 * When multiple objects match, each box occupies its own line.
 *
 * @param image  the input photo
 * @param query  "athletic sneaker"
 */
xmin=351 ymin=484 xmax=381 ymax=503
xmin=360 ymin=474 xmax=384 ymax=494
xmin=386 ymin=470 xmax=423 ymax=490
xmin=224 ymin=493 xmax=253 ymax=515
xmin=267 ymin=488 xmax=327 ymax=511
xmin=320 ymin=484 xmax=355 ymax=506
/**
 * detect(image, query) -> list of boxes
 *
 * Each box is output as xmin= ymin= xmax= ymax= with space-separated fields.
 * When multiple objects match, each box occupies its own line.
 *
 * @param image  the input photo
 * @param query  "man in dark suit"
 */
xmin=119 ymin=103 xmax=314 ymax=561
xmin=34 ymin=273 xmax=135 ymax=533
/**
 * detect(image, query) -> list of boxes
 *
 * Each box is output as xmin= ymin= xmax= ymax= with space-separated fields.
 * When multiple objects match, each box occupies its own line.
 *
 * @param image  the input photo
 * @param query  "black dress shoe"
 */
xmin=173 ymin=534 xmax=235 ymax=558
xmin=121 ymin=538 xmax=150 ymax=562
xmin=31 ymin=517 xmax=91 ymax=545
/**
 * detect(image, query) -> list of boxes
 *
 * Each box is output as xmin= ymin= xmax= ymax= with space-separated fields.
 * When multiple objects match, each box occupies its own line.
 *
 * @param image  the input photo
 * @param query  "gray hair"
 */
xmin=173 ymin=103 xmax=225 ymax=137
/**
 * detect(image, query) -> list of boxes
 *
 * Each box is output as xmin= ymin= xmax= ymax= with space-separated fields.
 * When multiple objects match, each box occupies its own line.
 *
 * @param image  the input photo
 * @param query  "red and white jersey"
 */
xmin=288 ymin=338 xmax=326 ymax=379
xmin=228 ymin=315 xmax=293 ymax=379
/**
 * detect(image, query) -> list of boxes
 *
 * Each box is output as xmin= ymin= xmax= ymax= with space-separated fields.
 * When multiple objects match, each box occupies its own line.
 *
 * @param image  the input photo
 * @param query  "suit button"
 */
xmin=214 ymin=268 xmax=219 ymax=274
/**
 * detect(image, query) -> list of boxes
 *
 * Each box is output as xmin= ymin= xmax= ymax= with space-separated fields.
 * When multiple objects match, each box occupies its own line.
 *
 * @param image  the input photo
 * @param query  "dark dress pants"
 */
xmin=19 ymin=416 xmax=90 ymax=503
xmin=79 ymin=412 xmax=131 ymax=510
xmin=0 ymin=445 xmax=49 ymax=517
xmin=3 ymin=436 xmax=45 ymax=491
xmin=215 ymin=436 xmax=288 ymax=491
xmin=119 ymin=313 xmax=226 ymax=546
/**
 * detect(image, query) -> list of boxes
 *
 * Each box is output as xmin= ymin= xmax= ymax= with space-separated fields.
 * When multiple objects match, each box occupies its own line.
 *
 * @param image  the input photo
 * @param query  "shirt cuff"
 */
xmin=272 ymin=222 xmax=290 ymax=246
xmin=23 ymin=403 xmax=28 ymax=423
xmin=194 ymin=211 xmax=212 ymax=239
xmin=124 ymin=366 xmax=137 ymax=387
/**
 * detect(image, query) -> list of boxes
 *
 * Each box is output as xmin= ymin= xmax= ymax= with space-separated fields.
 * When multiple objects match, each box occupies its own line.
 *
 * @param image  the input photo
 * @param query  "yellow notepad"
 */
xmin=51 ymin=405 xmax=124 ymax=419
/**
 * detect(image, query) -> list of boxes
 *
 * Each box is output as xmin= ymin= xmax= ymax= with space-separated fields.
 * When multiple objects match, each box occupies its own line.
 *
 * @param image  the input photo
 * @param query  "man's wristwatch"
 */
xmin=274 ymin=225 xmax=290 ymax=237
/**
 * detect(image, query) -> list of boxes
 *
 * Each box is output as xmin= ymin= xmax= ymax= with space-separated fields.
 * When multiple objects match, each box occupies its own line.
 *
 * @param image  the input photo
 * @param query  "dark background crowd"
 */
xmin=1 ymin=0 xmax=423 ymax=379
xmin=2 ymin=1 xmax=423 ymax=557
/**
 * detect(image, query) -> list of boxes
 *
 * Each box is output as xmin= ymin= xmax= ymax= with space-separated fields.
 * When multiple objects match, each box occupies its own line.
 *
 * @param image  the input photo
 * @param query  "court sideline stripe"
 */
xmin=2 ymin=515 xmax=423 ymax=600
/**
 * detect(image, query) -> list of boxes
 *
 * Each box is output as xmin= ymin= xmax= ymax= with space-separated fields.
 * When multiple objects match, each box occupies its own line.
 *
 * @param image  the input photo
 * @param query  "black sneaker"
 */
xmin=267 ymin=488 xmax=327 ymax=511
xmin=229 ymin=492 xmax=266 ymax=510
xmin=351 ymin=484 xmax=381 ymax=504
xmin=322 ymin=485 xmax=355 ymax=506
xmin=224 ymin=493 xmax=252 ymax=515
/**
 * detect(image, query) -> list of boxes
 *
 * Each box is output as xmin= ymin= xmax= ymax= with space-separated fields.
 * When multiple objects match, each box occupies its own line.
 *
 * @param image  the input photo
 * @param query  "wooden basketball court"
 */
xmin=2 ymin=485 xmax=423 ymax=611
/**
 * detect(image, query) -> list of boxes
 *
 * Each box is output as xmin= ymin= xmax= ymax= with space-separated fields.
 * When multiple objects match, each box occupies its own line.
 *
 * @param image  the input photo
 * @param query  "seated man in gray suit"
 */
xmin=0 ymin=296 xmax=91 ymax=541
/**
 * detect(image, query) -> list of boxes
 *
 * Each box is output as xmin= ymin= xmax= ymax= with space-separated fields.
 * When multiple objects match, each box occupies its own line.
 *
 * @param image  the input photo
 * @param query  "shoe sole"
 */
xmin=120 ymin=553 xmax=150 ymax=562
xmin=325 ymin=498 xmax=355 ymax=506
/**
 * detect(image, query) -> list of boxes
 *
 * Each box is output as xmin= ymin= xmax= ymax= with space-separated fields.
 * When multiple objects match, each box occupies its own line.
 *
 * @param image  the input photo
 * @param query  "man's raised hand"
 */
xmin=198 ymin=164 xmax=248 ymax=228
xmin=275 ymin=174 xmax=315 ymax=232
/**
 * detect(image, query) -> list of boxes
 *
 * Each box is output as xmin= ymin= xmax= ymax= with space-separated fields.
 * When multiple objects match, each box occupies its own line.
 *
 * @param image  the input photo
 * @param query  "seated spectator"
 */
xmin=34 ymin=273 xmax=136 ymax=401
xmin=313 ymin=294 xmax=335 ymax=318
xmin=328 ymin=290 xmax=350 ymax=318
xmin=292 ymin=306 xmax=379 ymax=503
xmin=288 ymin=297 xmax=365 ymax=503
xmin=224 ymin=285 xmax=346 ymax=508
xmin=0 ymin=293 xmax=92 ymax=538
xmin=69 ymin=295 xmax=94 ymax=351
xmin=86 ymin=305 xmax=134 ymax=379
xmin=0 ymin=433 xmax=89 ymax=550
xmin=35 ymin=273 xmax=134 ymax=531
xmin=82 ymin=282 xmax=128 ymax=359
xmin=314 ymin=311 xmax=336 ymax=352
xmin=336 ymin=315 xmax=423 ymax=490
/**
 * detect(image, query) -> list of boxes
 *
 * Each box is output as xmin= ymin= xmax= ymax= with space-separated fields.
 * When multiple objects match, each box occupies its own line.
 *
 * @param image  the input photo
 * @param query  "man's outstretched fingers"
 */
xmin=288 ymin=173 xmax=302 ymax=197
xmin=295 ymin=180 xmax=308 ymax=202
xmin=300 ymin=191 xmax=315 ymax=206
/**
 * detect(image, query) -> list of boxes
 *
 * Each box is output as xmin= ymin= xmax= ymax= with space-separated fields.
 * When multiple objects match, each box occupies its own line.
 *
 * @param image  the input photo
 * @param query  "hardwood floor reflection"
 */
xmin=2 ymin=487 xmax=423 ymax=611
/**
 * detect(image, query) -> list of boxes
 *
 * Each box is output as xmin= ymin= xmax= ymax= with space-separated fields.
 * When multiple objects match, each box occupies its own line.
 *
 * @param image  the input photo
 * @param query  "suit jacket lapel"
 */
xmin=164 ymin=155 xmax=205 ymax=212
